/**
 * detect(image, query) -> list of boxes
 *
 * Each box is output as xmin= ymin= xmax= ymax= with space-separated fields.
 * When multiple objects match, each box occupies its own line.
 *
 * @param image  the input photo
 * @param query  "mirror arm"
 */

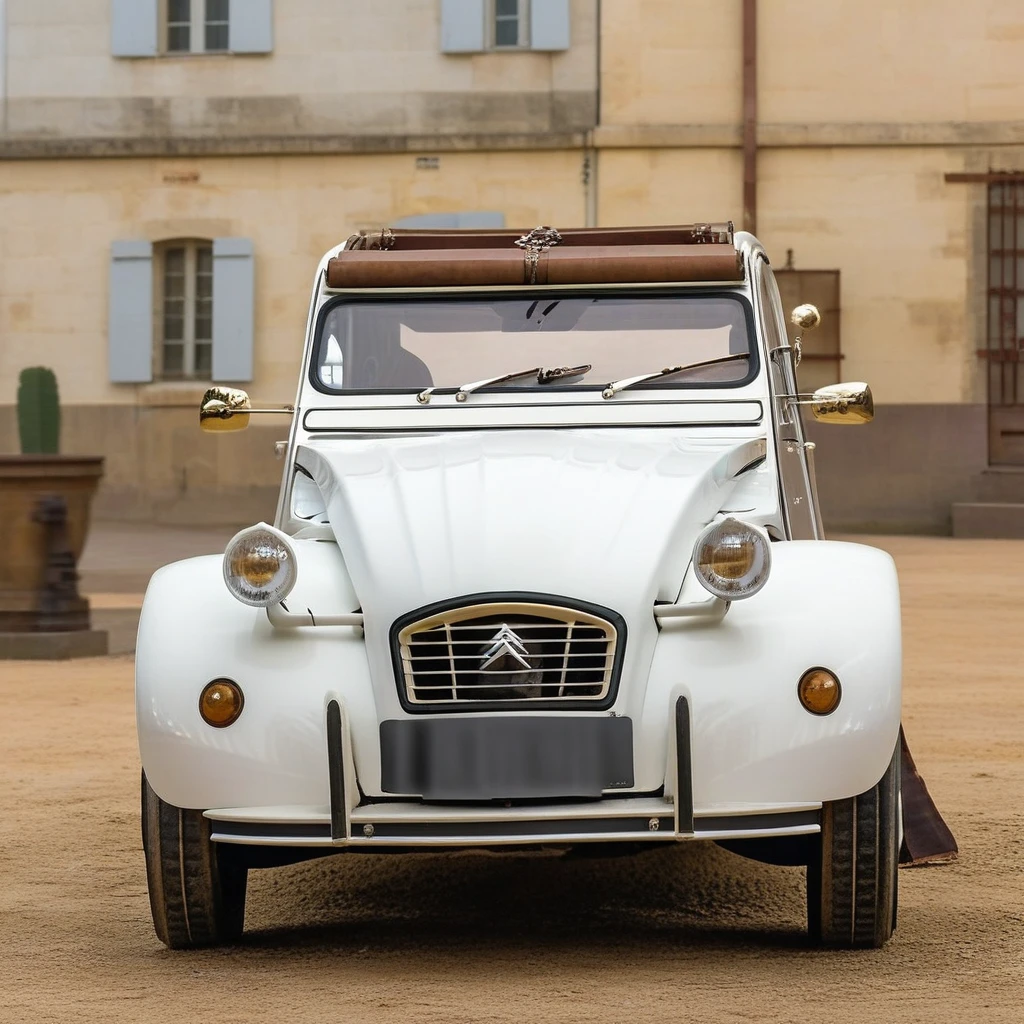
xmin=231 ymin=406 xmax=294 ymax=417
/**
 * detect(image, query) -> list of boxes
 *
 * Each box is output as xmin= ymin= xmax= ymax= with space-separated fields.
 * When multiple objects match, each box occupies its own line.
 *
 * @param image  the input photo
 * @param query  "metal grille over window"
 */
xmin=986 ymin=182 xmax=1024 ymax=465
xmin=397 ymin=602 xmax=617 ymax=707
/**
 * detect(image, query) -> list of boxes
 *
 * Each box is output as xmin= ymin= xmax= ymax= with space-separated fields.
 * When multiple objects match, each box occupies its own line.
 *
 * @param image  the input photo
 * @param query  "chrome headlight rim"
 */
xmin=222 ymin=522 xmax=298 ymax=608
xmin=692 ymin=517 xmax=771 ymax=601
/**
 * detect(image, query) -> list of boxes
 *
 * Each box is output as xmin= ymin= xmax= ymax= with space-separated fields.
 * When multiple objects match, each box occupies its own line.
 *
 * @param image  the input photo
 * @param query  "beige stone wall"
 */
xmin=600 ymin=0 xmax=1024 ymax=137
xmin=0 ymin=148 xmax=589 ymax=407
xmin=597 ymin=144 xmax=980 ymax=405
xmin=4 ymin=0 xmax=598 ymax=142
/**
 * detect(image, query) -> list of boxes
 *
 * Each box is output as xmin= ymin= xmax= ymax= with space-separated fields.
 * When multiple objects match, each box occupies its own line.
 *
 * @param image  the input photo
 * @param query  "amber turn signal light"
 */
xmin=798 ymin=668 xmax=841 ymax=716
xmin=199 ymin=679 xmax=244 ymax=728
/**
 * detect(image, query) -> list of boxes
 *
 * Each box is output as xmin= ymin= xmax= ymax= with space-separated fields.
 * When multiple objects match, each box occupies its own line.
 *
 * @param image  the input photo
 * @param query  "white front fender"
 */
xmin=646 ymin=539 xmax=902 ymax=809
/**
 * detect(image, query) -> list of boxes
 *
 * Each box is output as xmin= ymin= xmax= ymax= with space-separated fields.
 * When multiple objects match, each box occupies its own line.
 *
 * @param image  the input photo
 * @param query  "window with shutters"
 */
xmin=440 ymin=0 xmax=567 ymax=54
xmin=156 ymin=241 xmax=214 ymax=379
xmin=492 ymin=0 xmax=529 ymax=48
xmin=112 ymin=0 xmax=272 ymax=57
xmin=164 ymin=0 xmax=229 ymax=54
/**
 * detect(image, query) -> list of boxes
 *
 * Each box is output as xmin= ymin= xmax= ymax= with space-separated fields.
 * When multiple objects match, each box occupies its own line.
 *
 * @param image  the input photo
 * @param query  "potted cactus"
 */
xmin=0 ymin=367 xmax=106 ymax=657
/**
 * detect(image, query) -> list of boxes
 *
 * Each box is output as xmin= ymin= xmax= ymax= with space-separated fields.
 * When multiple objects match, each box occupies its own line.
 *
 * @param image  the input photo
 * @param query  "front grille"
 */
xmin=396 ymin=601 xmax=620 ymax=708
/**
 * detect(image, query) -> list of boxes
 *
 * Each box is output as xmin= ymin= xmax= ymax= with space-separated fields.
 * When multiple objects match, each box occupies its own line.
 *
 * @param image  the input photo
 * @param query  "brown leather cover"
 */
xmin=326 ymin=243 xmax=742 ymax=289
xmin=899 ymin=727 xmax=958 ymax=865
xmin=384 ymin=223 xmax=734 ymax=251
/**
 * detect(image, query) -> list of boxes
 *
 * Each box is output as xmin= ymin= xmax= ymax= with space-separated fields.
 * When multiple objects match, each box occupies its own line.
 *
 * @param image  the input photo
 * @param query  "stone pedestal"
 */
xmin=1 ymin=455 xmax=106 ymax=658
xmin=0 ymin=629 xmax=108 ymax=660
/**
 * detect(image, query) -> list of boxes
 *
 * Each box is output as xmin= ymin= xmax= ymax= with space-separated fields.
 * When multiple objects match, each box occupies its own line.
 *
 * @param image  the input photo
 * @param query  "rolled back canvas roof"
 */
xmin=327 ymin=222 xmax=743 ymax=289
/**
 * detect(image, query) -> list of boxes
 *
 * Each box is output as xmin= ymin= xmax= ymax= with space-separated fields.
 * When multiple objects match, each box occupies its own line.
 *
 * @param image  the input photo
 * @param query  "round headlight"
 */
xmin=692 ymin=518 xmax=771 ymax=600
xmin=223 ymin=523 xmax=297 ymax=607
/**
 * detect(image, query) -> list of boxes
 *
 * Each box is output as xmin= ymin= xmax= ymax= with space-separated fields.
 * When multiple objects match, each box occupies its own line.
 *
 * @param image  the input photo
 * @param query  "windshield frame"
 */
xmin=307 ymin=286 xmax=761 ymax=399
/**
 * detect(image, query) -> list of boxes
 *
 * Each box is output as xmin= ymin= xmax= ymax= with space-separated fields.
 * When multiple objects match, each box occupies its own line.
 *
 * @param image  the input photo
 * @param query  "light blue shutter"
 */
xmin=531 ymin=0 xmax=570 ymax=51
xmin=212 ymin=238 xmax=255 ymax=383
xmin=456 ymin=211 xmax=506 ymax=228
xmin=393 ymin=212 xmax=505 ymax=229
xmin=111 ymin=0 xmax=158 ymax=57
xmin=441 ymin=0 xmax=486 ymax=53
xmin=109 ymin=241 xmax=154 ymax=383
xmin=229 ymin=0 xmax=274 ymax=53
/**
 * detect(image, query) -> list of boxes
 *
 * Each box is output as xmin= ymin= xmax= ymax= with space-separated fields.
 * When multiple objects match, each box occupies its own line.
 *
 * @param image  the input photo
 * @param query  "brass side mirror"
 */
xmin=199 ymin=386 xmax=294 ymax=433
xmin=810 ymin=382 xmax=874 ymax=425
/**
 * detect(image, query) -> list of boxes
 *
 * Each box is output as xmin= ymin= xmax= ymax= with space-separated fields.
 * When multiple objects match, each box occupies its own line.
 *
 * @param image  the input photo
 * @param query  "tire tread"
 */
xmin=809 ymin=745 xmax=900 ymax=949
xmin=141 ymin=773 xmax=246 ymax=949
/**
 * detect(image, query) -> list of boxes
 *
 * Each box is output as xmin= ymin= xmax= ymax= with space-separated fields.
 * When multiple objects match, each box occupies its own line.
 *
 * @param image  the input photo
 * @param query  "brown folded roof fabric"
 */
xmin=376 ymin=223 xmax=735 ymax=251
xmin=327 ymin=243 xmax=743 ymax=289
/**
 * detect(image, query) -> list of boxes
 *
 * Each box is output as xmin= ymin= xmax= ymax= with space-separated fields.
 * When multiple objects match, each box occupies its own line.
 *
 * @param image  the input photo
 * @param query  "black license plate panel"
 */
xmin=379 ymin=716 xmax=634 ymax=800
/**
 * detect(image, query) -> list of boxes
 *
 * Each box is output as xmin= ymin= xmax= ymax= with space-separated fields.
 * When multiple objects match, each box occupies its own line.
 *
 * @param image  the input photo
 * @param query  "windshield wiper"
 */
xmin=416 ymin=364 xmax=591 ymax=405
xmin=601 ymin=353 xmax=748 ymax=399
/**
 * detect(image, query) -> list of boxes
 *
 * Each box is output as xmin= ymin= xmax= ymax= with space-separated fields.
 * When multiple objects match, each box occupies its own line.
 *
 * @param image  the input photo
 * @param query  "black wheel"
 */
xmin=807 ymin=743 xmax=900 ymax=948
xmin=141 ymin=772 xmax=247 ymax=949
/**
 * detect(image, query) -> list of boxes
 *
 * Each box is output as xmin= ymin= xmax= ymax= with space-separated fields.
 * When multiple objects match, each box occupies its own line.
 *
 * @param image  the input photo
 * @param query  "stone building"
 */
xmin=1 ymin=0 xmax=1022 ymax=532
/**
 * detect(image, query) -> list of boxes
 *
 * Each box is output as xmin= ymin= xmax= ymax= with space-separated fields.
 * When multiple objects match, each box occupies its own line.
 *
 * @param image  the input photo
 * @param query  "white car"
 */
xmin=137 ymin=223 xmax=903 ymax=949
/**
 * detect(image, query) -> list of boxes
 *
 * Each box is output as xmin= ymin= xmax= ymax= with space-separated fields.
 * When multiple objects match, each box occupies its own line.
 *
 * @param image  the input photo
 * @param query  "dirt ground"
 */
xmin=2 ymin=536 xmax=1022 ymax=1024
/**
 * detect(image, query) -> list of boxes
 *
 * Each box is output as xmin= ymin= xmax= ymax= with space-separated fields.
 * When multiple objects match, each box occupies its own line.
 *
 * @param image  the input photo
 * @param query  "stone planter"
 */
xmin=0 ymin=456 xmax=107 ymax=658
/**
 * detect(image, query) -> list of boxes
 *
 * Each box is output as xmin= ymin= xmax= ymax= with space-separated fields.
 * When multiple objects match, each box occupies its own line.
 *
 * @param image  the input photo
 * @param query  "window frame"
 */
xmin=307 ymin=287 xmax=761 ymax=398
xmin=162 ymin=0 xmax=230 ymax=56
xmin=490 ymin=0 xmax=530 ymax=50
xmin=154 ymin=239 xmax=214 ymax=381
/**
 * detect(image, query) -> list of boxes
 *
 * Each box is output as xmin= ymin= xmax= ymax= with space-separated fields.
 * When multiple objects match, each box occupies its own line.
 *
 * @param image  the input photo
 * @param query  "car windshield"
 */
xmin=312 ymin=294 xmax=753 ymax=393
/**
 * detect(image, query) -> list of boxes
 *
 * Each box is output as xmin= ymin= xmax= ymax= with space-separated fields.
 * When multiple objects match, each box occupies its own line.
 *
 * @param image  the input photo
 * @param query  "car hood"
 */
xmin=296 ymin=429 xmax=768 ymax=624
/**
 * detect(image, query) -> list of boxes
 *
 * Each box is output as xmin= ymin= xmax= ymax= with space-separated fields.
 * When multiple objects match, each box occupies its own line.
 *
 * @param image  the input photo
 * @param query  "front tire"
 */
xmin=141 ymin=772 xmax=247 ymax=949
xmin=807 ymin=743 xmax=900 ymax=948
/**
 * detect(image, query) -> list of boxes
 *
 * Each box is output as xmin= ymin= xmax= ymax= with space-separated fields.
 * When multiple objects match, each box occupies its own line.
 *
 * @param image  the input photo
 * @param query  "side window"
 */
xmin=108 ymin=236 xmax=254 ymax=384
xmin=756 ymin=260 xmax=793 ymax=427
xmin=441 ymin=0 xmax=568 ymax=53
xmin=773 ymin=266 xmax=842 ymax=393
xmin=112 ymin=0 xmax=272 ymax=57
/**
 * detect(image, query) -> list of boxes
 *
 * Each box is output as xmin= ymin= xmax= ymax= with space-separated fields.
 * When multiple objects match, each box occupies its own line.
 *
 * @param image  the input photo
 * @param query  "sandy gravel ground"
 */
xmin=2 ymin=536 xmax=1022 ymax=1023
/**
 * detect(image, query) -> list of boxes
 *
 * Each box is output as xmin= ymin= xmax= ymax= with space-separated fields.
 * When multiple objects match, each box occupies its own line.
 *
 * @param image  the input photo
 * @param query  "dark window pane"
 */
xmin=164 ymin=316 xmax=184 ymax=342
xmin=205 ymin=23 xmax=229 ymax=51
xmin=495 ymin=17 xmax=519 ymax=46
xmin=206 ymin=0 xmax=229 ymax=20
xmin=194 ymin=342 xmax=213 ymax=377
xmin=496 ymin=0 xmax=518 ymax=16
xmin=990 ymin=212 xmax=1003 ymax=250
xmin=196 ymin=245 xmax=213 ymax=275
xmin=194 ymin=314 xmax=212 ymax=341
xmin=167 ymin=24 xmax=190 ymax=52
xmin=164 ymin=247 xmax=185 ymax=276
xmin=163 ymin=343 xmax=184 ymax=376
xmin=169 ymin=0 xmax=190 ymax=20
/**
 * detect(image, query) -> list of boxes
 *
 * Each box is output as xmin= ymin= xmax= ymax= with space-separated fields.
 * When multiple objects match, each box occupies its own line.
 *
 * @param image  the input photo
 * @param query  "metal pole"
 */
xmin=742 ymin=0 xmax=757 ymax=235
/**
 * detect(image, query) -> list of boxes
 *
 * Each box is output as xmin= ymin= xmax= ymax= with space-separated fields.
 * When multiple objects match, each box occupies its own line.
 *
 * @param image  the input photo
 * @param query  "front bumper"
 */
xmin=204 ymin=698 xmax=821 ymax=848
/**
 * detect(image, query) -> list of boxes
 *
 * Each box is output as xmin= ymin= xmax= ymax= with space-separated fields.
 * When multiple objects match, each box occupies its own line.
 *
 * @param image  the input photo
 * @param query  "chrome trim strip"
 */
xmin=209 ymin=810 xmax=821 ymax=847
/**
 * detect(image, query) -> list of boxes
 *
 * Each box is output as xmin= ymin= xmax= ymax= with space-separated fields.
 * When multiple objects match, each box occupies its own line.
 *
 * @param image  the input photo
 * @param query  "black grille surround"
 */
xmin=389 ymin=593 xmax=627 ymax=714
